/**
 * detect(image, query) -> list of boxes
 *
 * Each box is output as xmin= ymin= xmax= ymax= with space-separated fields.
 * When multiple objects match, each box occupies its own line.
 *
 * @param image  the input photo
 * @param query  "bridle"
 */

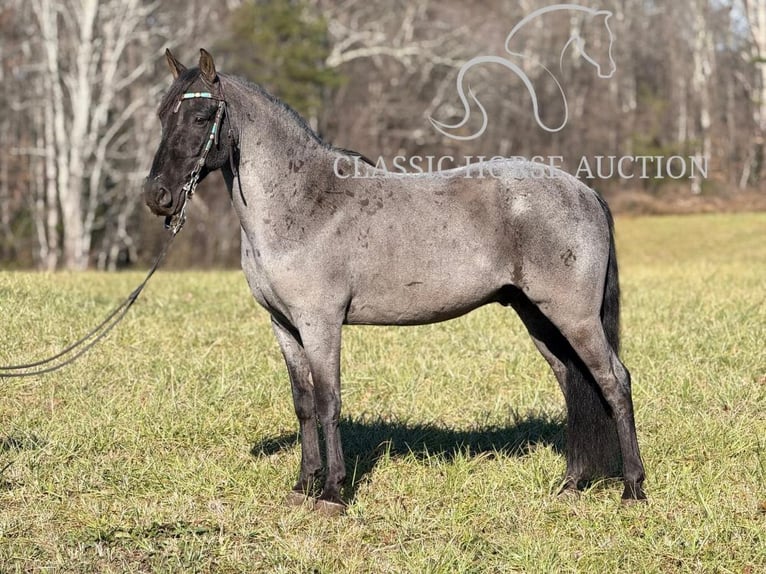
xmin=165 ymin=86 xmax=231 ymax=233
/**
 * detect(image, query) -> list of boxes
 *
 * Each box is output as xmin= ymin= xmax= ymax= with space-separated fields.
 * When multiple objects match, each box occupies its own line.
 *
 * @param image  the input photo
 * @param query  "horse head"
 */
xmin=144 ymin=49 xmax=235 ymax=223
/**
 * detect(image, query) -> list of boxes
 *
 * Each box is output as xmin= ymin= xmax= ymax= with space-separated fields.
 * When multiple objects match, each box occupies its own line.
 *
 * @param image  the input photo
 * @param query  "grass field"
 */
xmin=0 ymin=212 xmax=764 ymax=573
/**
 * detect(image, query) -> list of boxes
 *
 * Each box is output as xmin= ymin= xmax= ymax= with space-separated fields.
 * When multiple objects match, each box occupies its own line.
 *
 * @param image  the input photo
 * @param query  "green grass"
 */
xmin=0 ymin=212 xmax=764 ymax=573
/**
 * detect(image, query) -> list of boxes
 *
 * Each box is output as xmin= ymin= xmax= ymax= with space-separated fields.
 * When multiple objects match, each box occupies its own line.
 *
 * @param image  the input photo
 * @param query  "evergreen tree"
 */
xmin=218 ymin=0 xmax=341 ymax=121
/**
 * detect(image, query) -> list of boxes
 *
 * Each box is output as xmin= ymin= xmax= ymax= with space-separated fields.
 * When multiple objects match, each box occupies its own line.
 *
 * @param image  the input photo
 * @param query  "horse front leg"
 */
xmin=296 ymin=315 xmax=346 ymax=516
xmin=271 ymin=318 xmax=322 ymax=504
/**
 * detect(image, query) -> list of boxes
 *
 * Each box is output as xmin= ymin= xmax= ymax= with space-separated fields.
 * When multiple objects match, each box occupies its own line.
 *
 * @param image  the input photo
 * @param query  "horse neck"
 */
xmin=223 ymin=76 xmax=334 ymax=211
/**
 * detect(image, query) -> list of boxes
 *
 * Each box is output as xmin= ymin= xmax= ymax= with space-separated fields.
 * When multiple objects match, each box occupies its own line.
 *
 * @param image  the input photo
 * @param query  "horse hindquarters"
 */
xmin=510 ymin=195 xmax=645 ymax=500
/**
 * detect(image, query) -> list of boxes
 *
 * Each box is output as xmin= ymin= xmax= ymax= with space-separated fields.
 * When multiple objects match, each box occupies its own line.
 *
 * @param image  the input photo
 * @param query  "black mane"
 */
xmin=228 ymin=73 xmax=374 ymax=165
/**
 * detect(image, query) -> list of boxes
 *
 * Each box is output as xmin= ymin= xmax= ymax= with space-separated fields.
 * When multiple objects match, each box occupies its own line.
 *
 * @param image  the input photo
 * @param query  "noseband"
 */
xmin=165 ymin=90 xmax=227 ymax=232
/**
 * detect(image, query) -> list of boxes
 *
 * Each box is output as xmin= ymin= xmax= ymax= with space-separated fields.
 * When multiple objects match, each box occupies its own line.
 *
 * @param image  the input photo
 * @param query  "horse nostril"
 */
xmin=157 ymin=187 xmax=173 ymax=208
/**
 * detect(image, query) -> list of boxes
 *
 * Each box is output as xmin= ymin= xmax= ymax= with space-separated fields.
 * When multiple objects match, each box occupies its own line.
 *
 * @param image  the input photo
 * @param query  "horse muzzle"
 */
xmin=143 ymin=178 xmax=182 ymax=217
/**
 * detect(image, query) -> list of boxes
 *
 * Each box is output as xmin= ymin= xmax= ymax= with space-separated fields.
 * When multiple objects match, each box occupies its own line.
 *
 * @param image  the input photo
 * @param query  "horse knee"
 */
xmin=294 ymin=403 xmax=315 ymax=422
xmin=292 ymin=387 xmax=316 ymax=421
xmin=315 ymin=392 xmax=341 ymax=425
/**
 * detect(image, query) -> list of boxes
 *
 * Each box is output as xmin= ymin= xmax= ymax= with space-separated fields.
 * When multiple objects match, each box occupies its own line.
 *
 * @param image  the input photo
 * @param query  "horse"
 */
xmin=144 ymin=49 xmax=645 ymax=516
xmin=430 ymin=4 xmax=616 ymax=139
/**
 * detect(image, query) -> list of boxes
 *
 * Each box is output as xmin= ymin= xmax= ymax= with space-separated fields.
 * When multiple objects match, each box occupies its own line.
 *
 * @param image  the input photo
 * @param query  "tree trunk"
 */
xmin=744 ymin=0 xmax=766 ymax=188
xmin=691 ymin=2 xmax=713 ymax=194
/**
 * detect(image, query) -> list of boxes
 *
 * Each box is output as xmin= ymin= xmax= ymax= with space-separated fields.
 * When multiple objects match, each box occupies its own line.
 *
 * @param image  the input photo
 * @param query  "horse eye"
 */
xmin=194 ymin=116 xmax=207 ymax=124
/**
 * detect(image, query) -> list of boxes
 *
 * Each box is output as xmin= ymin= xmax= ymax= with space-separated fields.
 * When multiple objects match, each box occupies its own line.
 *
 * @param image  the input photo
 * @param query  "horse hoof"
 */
xmin=557 ymin=477 xmax=581 ymax=499
xmin=314 ymin=499 xmax=347 ymax=517
xmin=557 ymin=487 xmax=581 ymax=500
xmin=621 ymin=484 xmax=647 ymax=503
xmin=284 ymin=491 xmax=315 ymax=508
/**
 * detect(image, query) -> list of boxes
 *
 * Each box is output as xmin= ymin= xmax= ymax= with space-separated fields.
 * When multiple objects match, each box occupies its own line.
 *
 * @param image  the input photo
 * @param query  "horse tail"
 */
xmin=598 ymin=194 xmax=621 ymax=354
xmin=564 ymin=194 xmax=622 ymax=486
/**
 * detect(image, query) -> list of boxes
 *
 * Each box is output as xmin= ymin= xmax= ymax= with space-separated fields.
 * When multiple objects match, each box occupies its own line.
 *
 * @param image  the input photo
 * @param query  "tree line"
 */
xmin=1 ymin=0 xmax=764 ymax=270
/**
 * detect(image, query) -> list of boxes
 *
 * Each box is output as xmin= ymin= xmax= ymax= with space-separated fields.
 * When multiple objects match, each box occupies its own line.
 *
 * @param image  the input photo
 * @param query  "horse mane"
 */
xmin=223 ymin=72 xmax=374 ymax=165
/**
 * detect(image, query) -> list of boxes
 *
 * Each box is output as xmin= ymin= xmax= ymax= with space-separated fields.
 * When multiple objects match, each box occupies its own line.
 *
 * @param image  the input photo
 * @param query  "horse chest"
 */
xmin=240 ymin=232 xmax=334 ymax=325
xmin=239 ymin=237 xmax=290 ymax=317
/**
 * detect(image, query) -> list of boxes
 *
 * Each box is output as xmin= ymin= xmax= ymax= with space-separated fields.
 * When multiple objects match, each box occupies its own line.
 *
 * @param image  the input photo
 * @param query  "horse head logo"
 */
xmin=430 ymin=4 xmax=617 ymax=140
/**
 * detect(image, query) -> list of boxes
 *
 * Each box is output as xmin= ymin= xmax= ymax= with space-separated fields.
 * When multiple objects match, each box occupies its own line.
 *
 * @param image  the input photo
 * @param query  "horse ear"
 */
xmin=165 ymin=49 xmax=186 ymax=80
xmin=199 ymin=49 xmax=218 ymax=85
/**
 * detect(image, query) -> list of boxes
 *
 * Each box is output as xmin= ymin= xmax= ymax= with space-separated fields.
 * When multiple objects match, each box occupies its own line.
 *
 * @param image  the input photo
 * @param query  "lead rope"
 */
xmin=0 ymin=225 xmax=182 ymax=378
xmin=0 ymin=86 xmax=229 ymax=379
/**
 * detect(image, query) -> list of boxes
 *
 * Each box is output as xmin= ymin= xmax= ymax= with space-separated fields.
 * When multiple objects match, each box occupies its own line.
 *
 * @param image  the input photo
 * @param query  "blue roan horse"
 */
xmin=144 ymin=49 xmax=645 ymax=515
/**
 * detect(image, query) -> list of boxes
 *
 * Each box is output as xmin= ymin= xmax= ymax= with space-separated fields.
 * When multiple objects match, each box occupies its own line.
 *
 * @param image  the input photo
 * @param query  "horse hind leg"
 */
xmin=505 ymin=290 xmax=621 ymax=492
xmin=562 ymin=346 xmax=624 ymax=492
xmin=554 ymin=314 xmax=645 ymax=500
xmin=505 ymin=289 xmax=568 ymax=394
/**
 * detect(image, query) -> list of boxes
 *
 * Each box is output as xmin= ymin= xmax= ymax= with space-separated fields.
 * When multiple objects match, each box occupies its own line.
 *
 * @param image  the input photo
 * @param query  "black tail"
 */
xmin=598 ymin=195 xmax=621 ymax=355
xmin=564 ymin=196 xmax=623 ymax=485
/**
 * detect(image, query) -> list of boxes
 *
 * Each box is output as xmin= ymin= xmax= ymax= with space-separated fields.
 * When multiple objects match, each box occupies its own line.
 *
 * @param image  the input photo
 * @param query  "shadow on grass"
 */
xmin=0 ymin=434 xmax=45 ymax=491
xmin=0 ymin=434 xmax=45 ymax=452
xmin=251 ymin=410 xmax=564 ymax=502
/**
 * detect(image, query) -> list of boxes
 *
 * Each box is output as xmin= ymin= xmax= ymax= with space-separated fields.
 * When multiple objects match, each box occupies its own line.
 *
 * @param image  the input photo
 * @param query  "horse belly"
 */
xmin=345 ymin=267 xmax=498 ymax=326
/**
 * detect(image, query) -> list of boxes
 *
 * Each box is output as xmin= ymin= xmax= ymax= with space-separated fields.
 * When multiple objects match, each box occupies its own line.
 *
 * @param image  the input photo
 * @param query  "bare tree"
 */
xmin=311 ymin=0 xmax=470 ymax=155
xmin=690 ymin=0 xmax=715 ymax=193
xmin=0 ymin=0 xmax=763 ymax=270
xmin=743 ymin=0 xmax=766 ymax=187
xmin=8 ymin=0 xmax=172 ymax=269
